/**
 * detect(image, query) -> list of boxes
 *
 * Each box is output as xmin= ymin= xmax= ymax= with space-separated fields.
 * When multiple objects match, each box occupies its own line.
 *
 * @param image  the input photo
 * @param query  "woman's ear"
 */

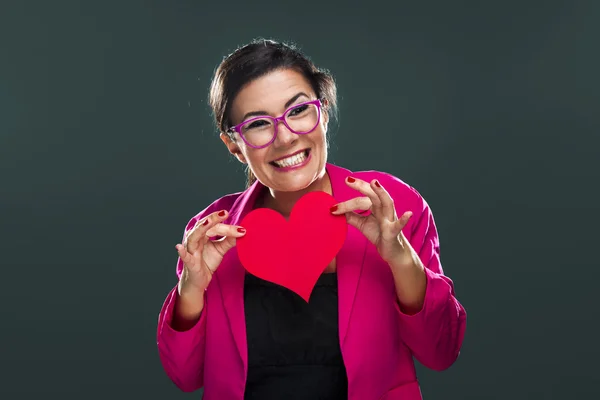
xmin=220 ymin=132 xmax=247 ymax=164
xmin=322 ymin=99 xmax=330 ymax=127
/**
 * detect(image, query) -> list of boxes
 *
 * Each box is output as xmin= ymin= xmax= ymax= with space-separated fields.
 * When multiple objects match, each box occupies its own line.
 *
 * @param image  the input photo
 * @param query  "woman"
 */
xmin=157 ymin=39 xmax=467 ymax=400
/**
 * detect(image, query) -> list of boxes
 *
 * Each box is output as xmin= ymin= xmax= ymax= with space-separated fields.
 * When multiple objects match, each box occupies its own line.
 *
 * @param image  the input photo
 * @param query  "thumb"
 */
xmin=213 ymin=235 xmax=238 ymax=256
xmin=345 ymin=212 xmax=366 ymax=232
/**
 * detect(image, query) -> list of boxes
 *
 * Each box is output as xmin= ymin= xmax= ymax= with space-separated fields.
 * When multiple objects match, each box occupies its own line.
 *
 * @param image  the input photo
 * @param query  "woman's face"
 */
xmin=222 ymin=68 xmax=329 ymax=193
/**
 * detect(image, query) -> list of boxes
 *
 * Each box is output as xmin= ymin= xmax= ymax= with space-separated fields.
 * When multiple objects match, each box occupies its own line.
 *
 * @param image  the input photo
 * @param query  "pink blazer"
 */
xmin=157 ymin=163 xmax=467 ymax=400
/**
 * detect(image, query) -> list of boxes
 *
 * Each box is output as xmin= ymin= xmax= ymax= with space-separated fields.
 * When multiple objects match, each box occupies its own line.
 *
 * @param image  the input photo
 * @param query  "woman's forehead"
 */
xmin=231 ymin=69 xmax=314 ymax=119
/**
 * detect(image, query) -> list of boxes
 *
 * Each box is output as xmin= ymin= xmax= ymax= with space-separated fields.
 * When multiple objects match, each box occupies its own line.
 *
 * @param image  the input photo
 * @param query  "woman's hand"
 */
xmin=175 ymin=210 xmax=246 ymax=296
xmin=330 ymin=177 xmax=415 ymax=267
xmin=331 ymin=176 xmax=427 ymax=312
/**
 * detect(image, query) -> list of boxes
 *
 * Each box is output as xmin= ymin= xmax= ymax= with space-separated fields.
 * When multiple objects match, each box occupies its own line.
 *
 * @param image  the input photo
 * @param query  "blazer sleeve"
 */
xmin=156 ymin=211 xmax=214 ymax=392
xmin=395 ymin=188 xmax=467 ymax=371
xmin=156 ymin=281 xmax=207 ymax=392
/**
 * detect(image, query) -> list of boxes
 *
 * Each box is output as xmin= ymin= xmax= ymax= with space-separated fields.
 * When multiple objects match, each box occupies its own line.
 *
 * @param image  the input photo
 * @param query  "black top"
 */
xmin=243 ymin=272 xmax=348 ymax=400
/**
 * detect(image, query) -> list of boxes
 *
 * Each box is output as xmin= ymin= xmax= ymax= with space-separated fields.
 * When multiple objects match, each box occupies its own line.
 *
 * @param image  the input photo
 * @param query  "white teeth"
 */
xmin=273 ymin=151 xmax=307 ymax=168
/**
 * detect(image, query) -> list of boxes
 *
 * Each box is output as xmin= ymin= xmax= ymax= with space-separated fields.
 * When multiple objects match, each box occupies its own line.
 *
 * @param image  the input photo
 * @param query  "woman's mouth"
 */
xmin=270 ymin=149 xmax=311 ymax=170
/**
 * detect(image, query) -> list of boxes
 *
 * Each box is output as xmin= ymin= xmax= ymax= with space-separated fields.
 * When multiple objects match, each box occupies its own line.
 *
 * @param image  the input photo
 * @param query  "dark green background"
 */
xmin=1 ymin=0 xmax=598 ymax=398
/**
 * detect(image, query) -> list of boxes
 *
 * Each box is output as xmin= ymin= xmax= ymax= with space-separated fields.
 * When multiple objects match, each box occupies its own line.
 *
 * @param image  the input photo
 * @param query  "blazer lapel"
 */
xmin=214 ymin=180 xmax=264 ymax=375
xmin=326 ymin=164 xmax=369 ymax=347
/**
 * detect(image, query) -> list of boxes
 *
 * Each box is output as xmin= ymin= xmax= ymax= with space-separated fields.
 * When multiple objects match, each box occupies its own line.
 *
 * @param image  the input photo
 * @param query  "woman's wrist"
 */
xmin=172 ymin=283 xmax=206 ymax=330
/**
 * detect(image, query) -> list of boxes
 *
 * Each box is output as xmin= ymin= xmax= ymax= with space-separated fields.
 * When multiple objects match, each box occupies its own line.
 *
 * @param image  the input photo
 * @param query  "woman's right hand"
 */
xmin=175 ymin=210 xmax=246 ymax=296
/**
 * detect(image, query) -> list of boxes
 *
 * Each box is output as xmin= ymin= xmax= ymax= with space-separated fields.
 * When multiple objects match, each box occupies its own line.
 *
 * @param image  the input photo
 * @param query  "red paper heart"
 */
xmin=236 ymin=191 xmax=347 ymax=302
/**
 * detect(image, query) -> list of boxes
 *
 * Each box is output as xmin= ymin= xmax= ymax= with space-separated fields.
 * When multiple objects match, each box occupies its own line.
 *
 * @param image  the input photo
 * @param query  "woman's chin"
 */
xmin=273 ymin=180 xmax=313 ymax=193
xmin=272 ymin=171 xmax=327 ymax=194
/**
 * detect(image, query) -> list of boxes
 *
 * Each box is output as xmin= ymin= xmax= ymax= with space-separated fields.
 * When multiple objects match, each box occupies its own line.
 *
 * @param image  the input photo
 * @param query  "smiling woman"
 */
xmin=209 ymin=41 xmax=337 ymax=192
xmin=156 ymin=38 xmax=467 ymax=400
xmin=220 ymin=68 xmax=331 ymax=214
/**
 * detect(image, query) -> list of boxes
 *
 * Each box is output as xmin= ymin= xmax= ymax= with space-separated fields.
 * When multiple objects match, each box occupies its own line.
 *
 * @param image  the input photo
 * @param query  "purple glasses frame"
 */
xmin=226 ymin=99 xmax=323 ymax=149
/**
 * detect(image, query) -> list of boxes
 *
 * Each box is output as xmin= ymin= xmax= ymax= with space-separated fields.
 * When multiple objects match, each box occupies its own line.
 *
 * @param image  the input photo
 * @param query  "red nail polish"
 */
xmin=202 ymin=219 xmax=209 ymax=226
xmin=237 ymin=227 xmax=246 ymax=233
xmin=218 ymin=210 xmax=226 ymax=217
xmin=374 ymin=180 xmax=381 ymax=188
xmin=330 ymin=205 xmax=338 ymax=212
xmin=347 ymin=177 xmax=355 ymax=183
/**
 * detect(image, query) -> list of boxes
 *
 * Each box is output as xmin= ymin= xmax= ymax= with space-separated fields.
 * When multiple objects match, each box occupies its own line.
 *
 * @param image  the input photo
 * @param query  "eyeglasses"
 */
xmin=227 ymin=99 xmax=323 ymax=149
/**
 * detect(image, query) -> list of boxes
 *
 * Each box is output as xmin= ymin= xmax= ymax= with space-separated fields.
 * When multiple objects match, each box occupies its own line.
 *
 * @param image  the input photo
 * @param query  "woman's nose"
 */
xmin=273 ymin=120 xmax=297 ymax=146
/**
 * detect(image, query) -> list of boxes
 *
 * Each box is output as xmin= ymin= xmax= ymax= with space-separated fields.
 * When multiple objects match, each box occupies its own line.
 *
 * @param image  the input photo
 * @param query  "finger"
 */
xmin=183 ymin=219 xmax=208 ymax=254
xmin=186 ymin=210 xmax=230 ymax=253
xmin=370 ymin=179 xmax=396 ymax=221
xmin=330 ymin=196 xmax=372 ymax=215
xmin=391 ymin=211 xmax=413 ymax=236
xmin=175 ymin=243 xmax=193 ymax=265
xmin=346 ymin=176 xmax=382 ymax=216
xmin=206 ymin=223 xmax=246 ymax=238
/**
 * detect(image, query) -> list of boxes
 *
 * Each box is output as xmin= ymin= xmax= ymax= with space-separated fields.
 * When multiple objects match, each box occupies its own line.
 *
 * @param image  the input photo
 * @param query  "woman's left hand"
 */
xmin=331 ymin=176 xmax=415 ymax=267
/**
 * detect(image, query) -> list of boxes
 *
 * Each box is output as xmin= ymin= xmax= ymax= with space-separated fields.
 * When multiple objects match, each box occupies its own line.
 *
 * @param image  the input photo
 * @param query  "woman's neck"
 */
xmin=259 ymin=172 xmax=332 ymax=218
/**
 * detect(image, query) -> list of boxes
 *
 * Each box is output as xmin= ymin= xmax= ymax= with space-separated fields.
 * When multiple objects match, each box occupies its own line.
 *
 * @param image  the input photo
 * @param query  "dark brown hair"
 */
xmin=208 ymin=38 xmax=338 ymax=188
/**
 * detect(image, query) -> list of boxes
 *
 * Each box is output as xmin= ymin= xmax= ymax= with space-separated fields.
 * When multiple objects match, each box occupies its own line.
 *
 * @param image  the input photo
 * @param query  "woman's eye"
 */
xmin=247 ymin=119 xmax=270 ymax=129
xmin=288 ymin=105 xmax=308 ymax=117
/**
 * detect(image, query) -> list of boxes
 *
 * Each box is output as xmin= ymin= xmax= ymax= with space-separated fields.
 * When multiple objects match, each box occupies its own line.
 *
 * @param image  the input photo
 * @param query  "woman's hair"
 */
xmin=208 ymin=38 xmax=338 ymax=188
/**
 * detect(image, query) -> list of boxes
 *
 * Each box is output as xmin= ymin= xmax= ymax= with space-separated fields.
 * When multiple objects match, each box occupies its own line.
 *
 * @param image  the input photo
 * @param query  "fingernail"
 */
xmin=374 ymin=180 xmax=381 ymax=188
xmin=347 ymin=177 xmax=355 ymax=183
xmin=330 ymin=205 xmax=338 ymax=212
xmin=202 ymin=219 xmax=209 ymax=226
xmin=218 ymin=210 xmax=226 ymax=217
xmin=237 ymin=227 xmax=246 ymax=233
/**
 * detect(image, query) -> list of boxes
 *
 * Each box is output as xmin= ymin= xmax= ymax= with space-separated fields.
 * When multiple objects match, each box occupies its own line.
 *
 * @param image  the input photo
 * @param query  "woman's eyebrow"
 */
xmin=241 ymin=92 xmax=309 ymax=121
